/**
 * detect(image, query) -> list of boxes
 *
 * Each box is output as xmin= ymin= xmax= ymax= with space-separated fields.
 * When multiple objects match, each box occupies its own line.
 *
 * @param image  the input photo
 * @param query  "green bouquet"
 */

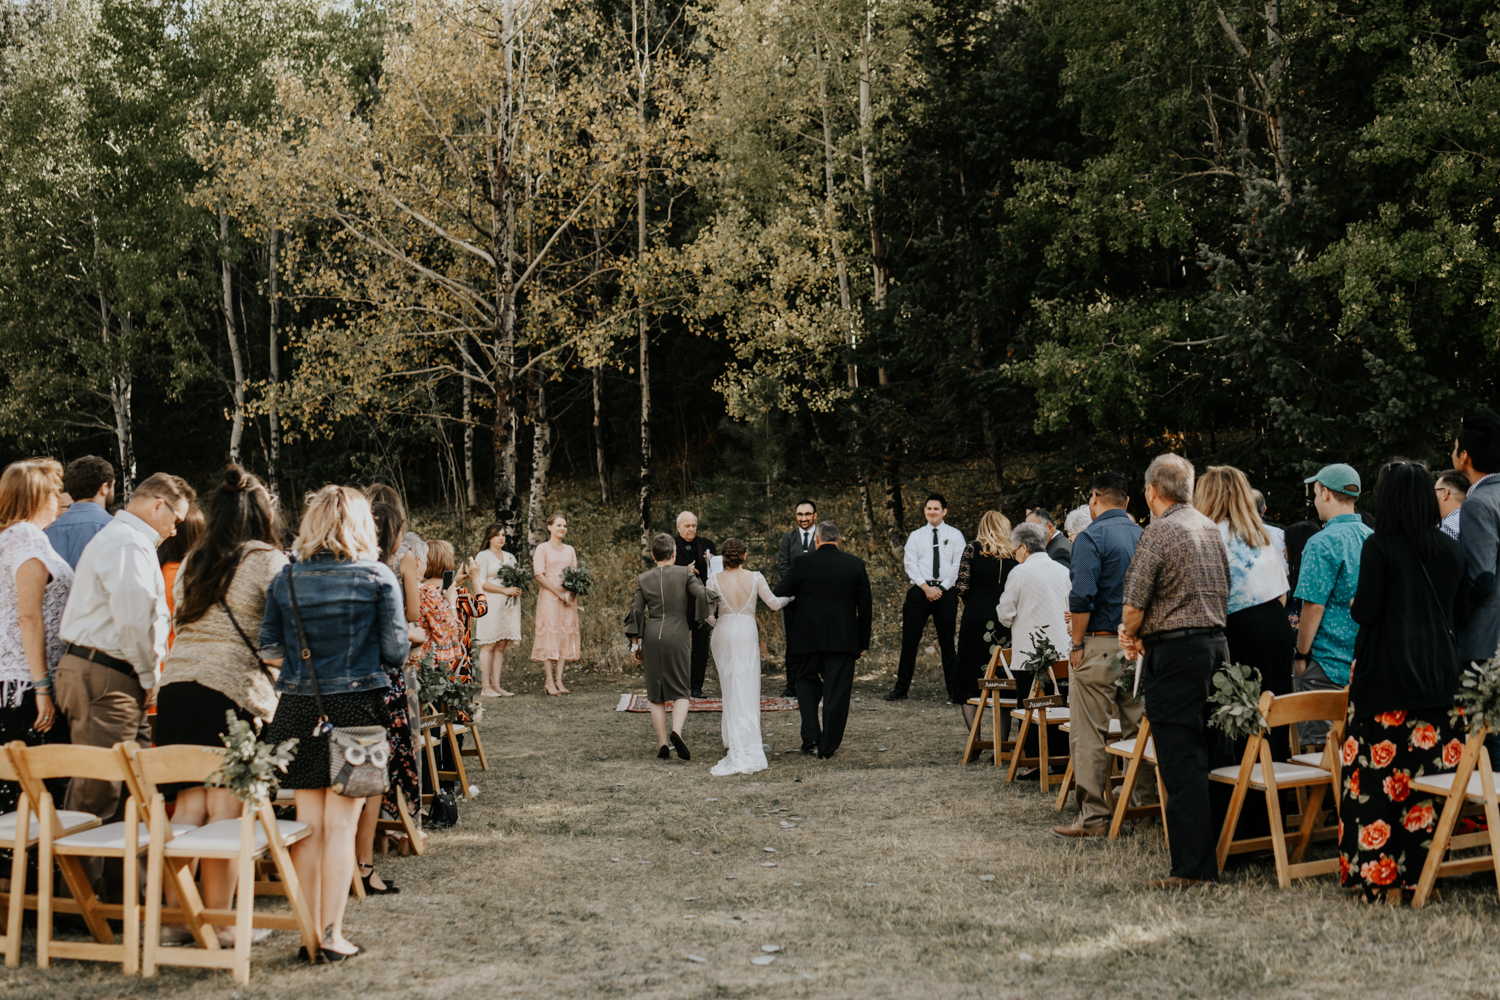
xmin=494 ymin=561 xmax=529 ymax=605
xmin=416 ymin=650 xmax=481 ymax=723
xmin=207 ymin=712 xmax=298 ymax=805
xmin=1208 ymin=662 xmax=1266 ymax=740
xmin=562 ymin=565 xmax=596 ymax=599
xmin=1457 ymin=650 xmax=1500 ymax=732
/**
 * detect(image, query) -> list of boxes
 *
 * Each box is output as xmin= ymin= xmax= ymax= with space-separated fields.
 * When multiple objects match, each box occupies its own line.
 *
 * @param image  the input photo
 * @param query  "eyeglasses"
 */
xmin=151 ymin=496 xmax=187 ymax=528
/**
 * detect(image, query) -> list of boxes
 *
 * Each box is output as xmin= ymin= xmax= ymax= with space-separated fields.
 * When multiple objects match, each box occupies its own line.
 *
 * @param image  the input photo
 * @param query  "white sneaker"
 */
xmin=468 ymin=784 xmax=480 ymax=798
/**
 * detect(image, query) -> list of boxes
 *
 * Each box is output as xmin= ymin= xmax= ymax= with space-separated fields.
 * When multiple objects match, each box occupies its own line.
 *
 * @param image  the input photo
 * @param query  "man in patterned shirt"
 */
xmin=1118 ymin=453 xmax=1229 ymax=889
xmin=1293 ymin=463 xmax=1371 ymax=745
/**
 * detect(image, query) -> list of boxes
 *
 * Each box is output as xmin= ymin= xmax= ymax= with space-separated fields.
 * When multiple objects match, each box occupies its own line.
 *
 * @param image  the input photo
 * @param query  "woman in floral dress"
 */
xmin=531 ymin=514 xmax=580 ymax=696
xmin=1339 ymin=462 xmax=1470 ymax=902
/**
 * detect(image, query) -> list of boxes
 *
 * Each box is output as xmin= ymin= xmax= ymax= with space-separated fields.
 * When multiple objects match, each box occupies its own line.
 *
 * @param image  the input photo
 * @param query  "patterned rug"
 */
xmin=614 ymin=694 xmax=800 ymax=713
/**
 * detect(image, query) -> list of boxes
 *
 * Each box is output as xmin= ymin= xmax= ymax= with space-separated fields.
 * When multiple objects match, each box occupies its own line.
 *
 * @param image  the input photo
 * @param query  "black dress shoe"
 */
xmin=320 ymin=944 xmax=363 ymax=963
xmin=800 ymin=742 xmax=818 ymax=755
xmin=657 ymin=744 xmax=671 ymax=759
xmin=883 ymin=689 xmax=908 ymax=701
xmin=818 ymin=749 xmax=836 ymax=760
xmin=670 ymin=730 xmax=691 ymax=761
xmin=691 ymin=689 xmax=706 ymax=699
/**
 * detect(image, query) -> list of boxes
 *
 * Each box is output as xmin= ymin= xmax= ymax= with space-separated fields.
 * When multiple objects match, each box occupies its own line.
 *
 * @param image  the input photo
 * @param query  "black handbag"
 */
xmin=285 ymin=568 xmax=391 ymax=798
xmin=426 ymin=788 xmax=460 ymax=828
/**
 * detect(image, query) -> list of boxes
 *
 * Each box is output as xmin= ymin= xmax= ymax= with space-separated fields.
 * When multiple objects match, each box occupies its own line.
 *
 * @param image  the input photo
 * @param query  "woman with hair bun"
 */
xmin=705 ymin=536 xmax=791 ymax=776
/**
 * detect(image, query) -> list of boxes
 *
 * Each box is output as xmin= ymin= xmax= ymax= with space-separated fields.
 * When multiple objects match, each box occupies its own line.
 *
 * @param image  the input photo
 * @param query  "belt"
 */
xmin=1085 ymin=631 xmax=1117 ymax=637
xmin=1141 ymin=627 xmax=1223 ymax=649
xmin=65 ymin=643 xmax=136 ymax=677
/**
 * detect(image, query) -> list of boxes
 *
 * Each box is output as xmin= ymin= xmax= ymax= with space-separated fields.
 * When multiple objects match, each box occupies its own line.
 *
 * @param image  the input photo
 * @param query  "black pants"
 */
xmin=690 ymin=621 xmax=710 ymax=693
xmin=896 ymin=586 xmax=958 ymax=693
xmin=1142 ymin=632 xmax=1229 ymax=881
xmin=796 ymin=651 xmax=856 ymax=758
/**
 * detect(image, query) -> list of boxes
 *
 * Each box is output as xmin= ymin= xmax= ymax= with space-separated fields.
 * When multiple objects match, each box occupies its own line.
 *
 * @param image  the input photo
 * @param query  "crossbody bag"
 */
xmin=285 ymin=568 xmax=390 ymax=798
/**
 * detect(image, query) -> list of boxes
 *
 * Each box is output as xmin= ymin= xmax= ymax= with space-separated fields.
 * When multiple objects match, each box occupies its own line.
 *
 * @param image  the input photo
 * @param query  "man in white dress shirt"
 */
xmin=886 ymin=493 xmax=965 ymax=701
xmin=55 ymin=472 xmax=194 ymax=820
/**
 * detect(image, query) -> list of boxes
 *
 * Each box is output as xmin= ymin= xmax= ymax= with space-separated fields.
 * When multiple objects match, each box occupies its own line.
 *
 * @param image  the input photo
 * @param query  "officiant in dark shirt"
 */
xmin=674 ymin=510 xmax=716 ymax=698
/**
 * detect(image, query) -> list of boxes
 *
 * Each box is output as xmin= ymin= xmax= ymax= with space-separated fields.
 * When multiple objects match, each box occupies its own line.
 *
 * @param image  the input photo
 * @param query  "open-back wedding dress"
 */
xmin=709 ymin=569 xmax=792 ymax=777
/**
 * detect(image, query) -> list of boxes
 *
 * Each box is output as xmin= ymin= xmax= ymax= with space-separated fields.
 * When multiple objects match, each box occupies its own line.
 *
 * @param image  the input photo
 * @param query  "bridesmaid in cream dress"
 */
xmin=531 ymin=514 xmax=580 ymax=696
xmin=473 ymin=522 xmax=523 ymax=697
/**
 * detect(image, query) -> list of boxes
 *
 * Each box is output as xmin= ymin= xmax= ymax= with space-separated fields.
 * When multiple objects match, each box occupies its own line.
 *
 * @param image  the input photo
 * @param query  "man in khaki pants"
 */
xmin=55 ymin=473 xmax=194 ymax=822
xmin=1054 ymin=473 xmax=1150 ymax=837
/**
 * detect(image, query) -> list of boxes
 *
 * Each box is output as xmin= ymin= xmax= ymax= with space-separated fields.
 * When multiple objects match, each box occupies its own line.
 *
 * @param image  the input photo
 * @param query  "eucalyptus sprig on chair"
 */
xmin=207 ymin=712 xmax=299 ymax=806
xmin=416 ymin=650 xmax=482 ymax=723
xmin=1112 ymin=651 xmax=1142 ymax=707
xmin=1207 ymin=662 xmax=1267 ymax=740
xmin=1020 ymin=630 xmax=1064 ymax=698
xmin=1457 ymin=650 xmax=1500 ymax=730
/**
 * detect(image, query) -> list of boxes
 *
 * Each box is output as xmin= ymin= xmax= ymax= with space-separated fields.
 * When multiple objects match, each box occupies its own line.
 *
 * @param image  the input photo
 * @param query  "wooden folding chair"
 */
xmin=1105 ymin=717 xmax=1168 ymax=840
xmin=123 ymin=743 xmax=319 ymax=984
xmin=418 ymin=708 xmax=473 ymax=801
xmin=1410 ymin=722 xmax=1500 ymax=909
xmin=375 ymin=785 xmax=425 ymax=856
xmin=454 ymin=718 xmax=489 ymax=771
xmin=1005 ymin=658 xmax=1070 ymax=792
xmin=1210 ymin=689 xmax=1348 ymax=886
xmin=10 ymin=741 xmax=173 ymax=973
xmin=1288 ymin=712 xmax=1346 ymax=839
xmin=2 ymin=742 xmax=105 ymax=967
xmin=962 ymin=647 xmax=1017 ymax=766
xmin=1053 ymin=717 xmax=1122 ymax=811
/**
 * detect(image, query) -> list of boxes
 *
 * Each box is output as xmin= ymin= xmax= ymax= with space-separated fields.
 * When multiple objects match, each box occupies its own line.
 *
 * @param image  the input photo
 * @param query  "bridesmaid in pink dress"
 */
xmin=531 ymin=513 xmax=580 ymax=695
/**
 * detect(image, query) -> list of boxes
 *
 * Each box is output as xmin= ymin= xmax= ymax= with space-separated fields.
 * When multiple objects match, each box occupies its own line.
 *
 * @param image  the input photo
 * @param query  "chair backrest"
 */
xmin=1261 ymin=688 xmax=1348 ymax=729
xmin=10 ymin=743 xmax=127 ymax=818
xmin=128 ymin=743 xmax=221 ymax=796
xmin=0 ymin=740 xmax=21 ymax=783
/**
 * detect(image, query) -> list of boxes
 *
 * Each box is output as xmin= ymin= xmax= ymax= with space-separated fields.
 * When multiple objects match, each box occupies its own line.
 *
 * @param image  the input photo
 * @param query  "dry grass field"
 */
xmin=8 ymin=648 xmax=1500 ymax=1000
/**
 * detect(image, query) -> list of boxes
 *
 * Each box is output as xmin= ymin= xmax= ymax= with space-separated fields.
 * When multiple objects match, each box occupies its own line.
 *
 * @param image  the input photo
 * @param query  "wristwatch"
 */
xmin=1070 ymin=644 xmax=1084 ymax=652
xmin=1293 ymin=651 xmax=1309 ymax=662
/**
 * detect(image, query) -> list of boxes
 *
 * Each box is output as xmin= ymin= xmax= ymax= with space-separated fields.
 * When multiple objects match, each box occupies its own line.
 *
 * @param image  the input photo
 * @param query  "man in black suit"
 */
xmin=773 ymin=520 xmax=873 ymax=759
xmin=1026 ymin=506 xmax=1073 ymax=568
xmin=774 ymin=499 xmax=819 ymax=697
xmin=673 ymin=510 xmax=716 ymax=698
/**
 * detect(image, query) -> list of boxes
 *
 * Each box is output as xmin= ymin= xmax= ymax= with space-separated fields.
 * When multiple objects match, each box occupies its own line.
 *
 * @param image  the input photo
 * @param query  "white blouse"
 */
xmin=0 ymin=522 xmax=75 ymax=705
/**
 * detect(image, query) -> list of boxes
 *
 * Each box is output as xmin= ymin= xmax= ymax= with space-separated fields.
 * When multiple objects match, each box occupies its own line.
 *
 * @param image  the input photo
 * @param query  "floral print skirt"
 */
xmin=1338 ymin=706 xmax=1465 ymax=891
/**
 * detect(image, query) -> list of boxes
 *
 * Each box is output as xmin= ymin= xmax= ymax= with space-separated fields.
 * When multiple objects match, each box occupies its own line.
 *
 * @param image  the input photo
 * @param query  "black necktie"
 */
xmin=931 ymin=527 xmax=940 ymax=580
xmin=802 ymin=531 xmax=810 ymax=553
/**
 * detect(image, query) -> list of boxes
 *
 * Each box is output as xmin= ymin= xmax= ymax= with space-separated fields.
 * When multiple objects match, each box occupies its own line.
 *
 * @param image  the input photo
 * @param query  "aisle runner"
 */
xmin=615 ymin=694 xmax=800 ymax=713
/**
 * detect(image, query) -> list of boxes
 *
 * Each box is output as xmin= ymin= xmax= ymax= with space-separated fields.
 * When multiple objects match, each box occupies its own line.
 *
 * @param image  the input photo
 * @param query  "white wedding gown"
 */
xmin=709 ymin=570 xmax=792 ymax=777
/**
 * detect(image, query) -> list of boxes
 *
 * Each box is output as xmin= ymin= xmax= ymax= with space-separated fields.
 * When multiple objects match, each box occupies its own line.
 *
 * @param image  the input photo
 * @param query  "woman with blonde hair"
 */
xmin=531 ymin=513 xmax=580 ymax=695
xmin=1196 ymin=466 xmax=1292 ymax=697
xmin=0 ymin=459 xmax=73 ymax=824
xmin=954 ymin=510 xmax=1017 ymax=729
xmin=258 ymin=485 xmax=407 ymax=962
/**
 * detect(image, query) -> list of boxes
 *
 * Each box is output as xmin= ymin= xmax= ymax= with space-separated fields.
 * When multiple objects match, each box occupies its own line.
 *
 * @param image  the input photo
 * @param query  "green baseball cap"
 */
xmin=1304 ymin=463 xmax=1361 ymax=497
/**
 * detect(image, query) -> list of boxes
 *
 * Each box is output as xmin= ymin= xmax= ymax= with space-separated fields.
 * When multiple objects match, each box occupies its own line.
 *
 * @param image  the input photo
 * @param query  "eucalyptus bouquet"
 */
xmin=561 ymin=565 xmax=596 ymax=599
xmin=1208 ymin=662 xmax=1266 ymax=740
xmin=494 ymin=562 xmax=529 ymax=605
xmin=416 ymin=650 xmax=482 ymax=723
xmin=1112 ymin=652 xmax=1142 ymax=706
xmin=1020 ymin=630 xmax=1065 ymax=698
xmin=1457 ymin=650 xmax=1500 ymax=732
xmin=207 ymin=712 xmax=298 ymax=805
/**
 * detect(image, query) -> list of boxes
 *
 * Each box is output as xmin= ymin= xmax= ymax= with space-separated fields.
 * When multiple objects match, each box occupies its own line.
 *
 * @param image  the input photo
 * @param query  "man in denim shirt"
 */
xmin=1294 ymin=463 xmax=1371 ymax=744
xmin=45 ymin=456 xmax=115 ymax=569
xmin=1055 ymin=472 xmax=1146 ymax=837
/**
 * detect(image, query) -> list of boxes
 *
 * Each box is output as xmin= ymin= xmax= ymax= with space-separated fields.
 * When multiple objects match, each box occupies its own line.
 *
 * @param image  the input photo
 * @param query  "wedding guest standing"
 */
xmin=775 ymin=500 xmax=818 ymax=698
xmin=954 ymin=510 xmax=1015 ymax=728
xmin=1435 ymin=469 xmax=1467 ymax=540
xmin=154 ymin=466 xmax=286 ymax=944
xmin=1025 ymin=506 xmax=1073 ymax=568
xmin=1118 ymin=454 xmax=1229 ymax=889
xmin=1251 ymin=489 xmax=1287 ymax=574
xmin=56 ymin=472 xmax=193 ymax=821
xmin=674 ymin=511 xmax=716 ymax=698
xmin=472 ymin=523 xmax=522 ymax=697
xmin=259 ymin=485 xmax=407 ymax=961
xmin=533 ymin=513 xmax=580 ymax=696
xmin=1453 ymin=407 xmax=1500 ymax=765
xmin=996 ymin=522 xmax=1071 ymax=704
xmin=44 ymin=455 xmax=114 ymax=569
xmin=0 ymin=459 xmax=74 ymax=820
xmin=415 ymin=541 xmax=485 ymax=794
xmin=156 ymin=503 xmax=204 ymax=650
xmin=1340 ymin=461 xmax=1470 ymax=903
xmin=627 ymin=533 xmax=709 ymax=760
xmin=887 ymin=494 xmax=964 ymax=701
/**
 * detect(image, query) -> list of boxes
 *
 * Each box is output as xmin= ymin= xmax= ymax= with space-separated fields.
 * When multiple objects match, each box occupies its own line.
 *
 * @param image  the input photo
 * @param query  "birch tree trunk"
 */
xmin=463 ymin=348 xmax=476 ymax=508
xmin=526 ymin=376 xmax=552 ymax=546
xmin=593 ymin=364 xmax=611 ymax=504
xmin=267 ymin=227 xmax=281 ymax=496
xmin=219 ymin=208 xmax=245 ymax=464
xmin=490 ymin=0 xmax=520 ymax=535
xmin=634 ymin=0 xmax=653 ymax=553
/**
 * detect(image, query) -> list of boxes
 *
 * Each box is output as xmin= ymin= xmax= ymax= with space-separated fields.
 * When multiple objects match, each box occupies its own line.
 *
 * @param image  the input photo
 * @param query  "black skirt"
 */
xmin=262 ymin=689 xmax=390 ymax=790
xmin=154 ymin=681 xmax=255 ymax=748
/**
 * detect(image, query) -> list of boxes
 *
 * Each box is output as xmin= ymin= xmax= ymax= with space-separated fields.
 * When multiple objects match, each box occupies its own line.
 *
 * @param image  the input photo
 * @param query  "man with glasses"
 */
xmin=1436 ymin=469 xmax=1467 ymax=540
xmin=55 ymin=473 xmax=196 ymax=826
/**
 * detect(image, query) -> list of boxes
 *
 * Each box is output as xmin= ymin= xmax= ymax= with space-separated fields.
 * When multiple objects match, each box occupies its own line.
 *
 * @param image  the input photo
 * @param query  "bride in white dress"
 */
xmin=708 ymin=539 xmax=793 ymax=777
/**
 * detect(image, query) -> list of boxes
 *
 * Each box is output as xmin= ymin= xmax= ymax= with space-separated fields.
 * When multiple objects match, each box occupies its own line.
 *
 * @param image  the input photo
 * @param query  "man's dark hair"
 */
xmin=925 ymin=493 xmax=947 ymax=509
xmin=63 ymin=455 xmax=114 ymax=502
xmin=814 ymin=520 xmax=841 ymax=544
xmin=1375 ymin=461 xmax=1440 ymax=560
xmin=795 ymin=499 xmax=817 ymax=513
xmin=1437 ymin=469 xmax=1470 ymax=493
xmin=1088 ymin=473 xmax=1130 ymax=508
xmin=1458 ymin=407 xmax=1500 ymax=473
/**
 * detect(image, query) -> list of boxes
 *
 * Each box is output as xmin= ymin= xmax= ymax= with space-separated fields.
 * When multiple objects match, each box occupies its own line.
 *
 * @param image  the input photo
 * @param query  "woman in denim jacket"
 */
xmin=259 ymin=486 xmax=407 ymax=962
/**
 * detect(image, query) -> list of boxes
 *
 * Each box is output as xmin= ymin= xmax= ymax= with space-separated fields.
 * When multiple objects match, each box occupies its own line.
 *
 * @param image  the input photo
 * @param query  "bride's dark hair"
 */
xmin=721 ymin=537 xmax=747 ymax=568
xmin=174 ymin=465 xmax=280 ymax=628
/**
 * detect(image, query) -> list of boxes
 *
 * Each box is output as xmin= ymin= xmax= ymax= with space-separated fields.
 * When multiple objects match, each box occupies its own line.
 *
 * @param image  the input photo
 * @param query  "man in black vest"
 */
xmin=673 ymin=510 xmax=716 ymax=698
xmin=774 ymin=499 xmax=819 ymax=697
xmin=773 ymin=521 xmax=872 ymax=759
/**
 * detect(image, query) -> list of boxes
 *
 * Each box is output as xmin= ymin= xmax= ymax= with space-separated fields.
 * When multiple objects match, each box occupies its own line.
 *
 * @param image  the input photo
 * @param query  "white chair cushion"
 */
xmin=0 ymin=809 xmax=98 ymax=841
xmin=55 ymin=821 xmax=195 ymax=851
xmin=1010 ymin=707 xmax=1070 ymax=723
xmin=1209 ymin=761 xmax=1330 ymax=786
xmin=165 ymin=817 xmax=309 ymax=855
xmin=1289 ymin=752 xmax=1326 ymax=768
xmin=1107 ymin=738 xmax=1156 ymax=761
xmin=1409 ymin=770 xmax=1499 ymax=800
xmin=969 ymin=697 xmax=1018 ymax=707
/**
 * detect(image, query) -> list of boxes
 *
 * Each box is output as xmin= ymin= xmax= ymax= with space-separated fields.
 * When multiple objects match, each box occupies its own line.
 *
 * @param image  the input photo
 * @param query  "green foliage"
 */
xmin=1457 ymin=651 xmax=1500 ymax=734
xmin=494 ymin=562 xmax=529 ymax=605
xmin=208 ymin=712 xmax=299 ymax=805
xmin=1208 ymin=663 xmax=1266 ymax=741
xmin=1020 ymin=629 xmax=1064 ymax=697
xmin=1112 ymin=652 xmax=1141 ymax=707
xmin=414 ymin=651 xmax=480 ymax=725
xmin=561 ymin=565 xmax=597 ymax=599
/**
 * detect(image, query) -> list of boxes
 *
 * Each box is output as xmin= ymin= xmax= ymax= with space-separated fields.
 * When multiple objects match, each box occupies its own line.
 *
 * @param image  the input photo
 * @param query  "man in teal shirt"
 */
xmin=1293 ymin=463 xmax=1371 ymax=744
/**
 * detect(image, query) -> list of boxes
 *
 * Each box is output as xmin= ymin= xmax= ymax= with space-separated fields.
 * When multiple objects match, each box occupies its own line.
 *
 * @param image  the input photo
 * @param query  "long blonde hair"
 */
xmin=297 ymin=485 xmax=380 ymax=562
xmin=975 ymin=510 xmax=1014 ymax=558
xmin=0 ymin=458 xmax=62 ymax=532
xmin=1195 ymin=466 xmax=1269 ymax=548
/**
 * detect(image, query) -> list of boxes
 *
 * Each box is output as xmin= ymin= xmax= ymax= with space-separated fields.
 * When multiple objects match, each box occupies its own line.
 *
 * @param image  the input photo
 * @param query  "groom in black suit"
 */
xmin=773 ymin=520 xmax=873 ymax=759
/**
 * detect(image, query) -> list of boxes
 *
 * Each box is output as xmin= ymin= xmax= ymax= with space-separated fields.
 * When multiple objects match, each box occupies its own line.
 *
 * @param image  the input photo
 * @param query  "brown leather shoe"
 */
xmin=1052 ymin=824 xmax=1109 ymax=839
xmin=1148 ymin=876 xmax=1211 ymax=890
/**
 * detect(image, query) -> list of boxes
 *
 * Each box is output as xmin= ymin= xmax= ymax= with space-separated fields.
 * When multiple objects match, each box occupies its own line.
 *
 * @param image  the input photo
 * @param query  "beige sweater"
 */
xmin=159 ymin=543 xmax=288 ymax=720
